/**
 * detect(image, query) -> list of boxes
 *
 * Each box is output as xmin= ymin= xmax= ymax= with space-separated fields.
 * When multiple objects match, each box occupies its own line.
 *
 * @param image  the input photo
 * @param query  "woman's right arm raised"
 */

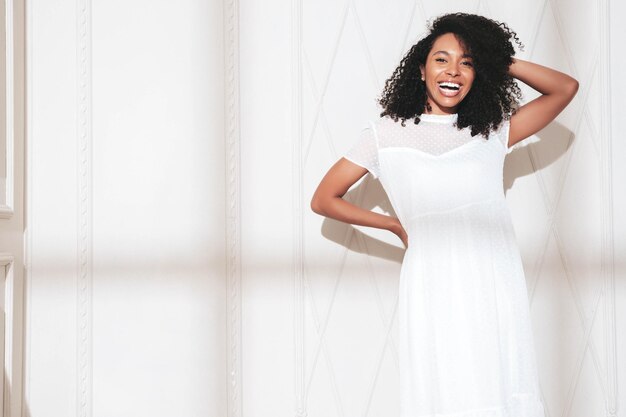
xmin=310 ymin=157 xmax=408 ymax=248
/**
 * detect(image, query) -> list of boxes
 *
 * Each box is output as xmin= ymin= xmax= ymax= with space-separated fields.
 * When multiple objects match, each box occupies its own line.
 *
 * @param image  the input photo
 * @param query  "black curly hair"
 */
xmin=377 ymin=12 xmax=525 ymax=138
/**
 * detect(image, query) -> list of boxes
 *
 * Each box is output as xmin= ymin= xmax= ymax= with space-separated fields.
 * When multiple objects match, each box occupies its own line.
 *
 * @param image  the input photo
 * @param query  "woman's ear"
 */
xmin=419 ymin=64 xmax=425 ymax=80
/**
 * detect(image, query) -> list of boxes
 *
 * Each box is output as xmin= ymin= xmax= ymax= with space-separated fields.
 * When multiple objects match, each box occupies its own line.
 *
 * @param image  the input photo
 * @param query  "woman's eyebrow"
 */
xmin=432 ymin=51 xmax=473 ymax=58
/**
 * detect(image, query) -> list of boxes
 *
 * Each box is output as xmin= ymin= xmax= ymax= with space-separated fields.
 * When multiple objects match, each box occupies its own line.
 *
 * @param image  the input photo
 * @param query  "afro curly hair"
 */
xmin=377 ymin=12 xmax=525 ymax=138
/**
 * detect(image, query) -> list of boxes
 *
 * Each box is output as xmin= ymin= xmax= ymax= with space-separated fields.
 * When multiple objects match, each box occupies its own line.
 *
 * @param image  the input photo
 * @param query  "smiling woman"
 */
xmin=419 ymin=33 xmax=476 ymax=114
xmin=310 ymin=11 xmax=578 ymax=417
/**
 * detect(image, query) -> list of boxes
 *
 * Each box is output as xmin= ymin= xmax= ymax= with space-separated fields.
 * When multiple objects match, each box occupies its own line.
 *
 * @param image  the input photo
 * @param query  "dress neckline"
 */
xmin=418 ymin=112 xmax=458 ymax=124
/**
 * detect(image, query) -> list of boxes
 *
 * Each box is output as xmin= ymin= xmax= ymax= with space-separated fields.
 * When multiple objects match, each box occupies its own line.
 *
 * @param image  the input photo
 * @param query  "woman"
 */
xmin=310 ymin=12 xmax=577 ymax=417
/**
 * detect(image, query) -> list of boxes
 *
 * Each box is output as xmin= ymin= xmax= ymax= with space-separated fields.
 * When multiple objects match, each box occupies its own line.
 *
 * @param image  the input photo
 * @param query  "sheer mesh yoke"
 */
xmin=375 ymin=114 xmax=482 ymax=155
xmin=344 ymin=113 xmax=540 ymax=179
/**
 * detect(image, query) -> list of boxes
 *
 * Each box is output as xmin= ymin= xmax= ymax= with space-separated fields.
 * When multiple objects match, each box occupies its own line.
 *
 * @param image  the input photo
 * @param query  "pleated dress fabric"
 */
xmin=344 ymin=112 xmax=545 ymax=417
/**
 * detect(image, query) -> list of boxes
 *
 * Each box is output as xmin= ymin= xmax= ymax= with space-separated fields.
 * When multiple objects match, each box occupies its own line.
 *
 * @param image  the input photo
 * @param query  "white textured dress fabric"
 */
xmin=344 ymin=113 xmax=545 ymax=417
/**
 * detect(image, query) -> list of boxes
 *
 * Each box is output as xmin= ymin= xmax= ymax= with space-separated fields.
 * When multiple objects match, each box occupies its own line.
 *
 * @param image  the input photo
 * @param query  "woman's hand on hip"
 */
xmin=389 ymin=217 xmax=408 ymax=249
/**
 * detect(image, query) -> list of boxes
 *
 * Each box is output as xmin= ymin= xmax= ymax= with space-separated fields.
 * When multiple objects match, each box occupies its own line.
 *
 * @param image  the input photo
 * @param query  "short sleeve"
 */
xmin=499 ymin=118 xmax=541 ymax=154
xmin=343 ymin=124 xmax=380 ymax=178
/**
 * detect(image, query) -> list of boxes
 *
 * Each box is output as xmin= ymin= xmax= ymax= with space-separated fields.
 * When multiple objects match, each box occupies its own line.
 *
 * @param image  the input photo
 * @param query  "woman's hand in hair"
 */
xmin=507 ymin=58 xmax=579 ymax=147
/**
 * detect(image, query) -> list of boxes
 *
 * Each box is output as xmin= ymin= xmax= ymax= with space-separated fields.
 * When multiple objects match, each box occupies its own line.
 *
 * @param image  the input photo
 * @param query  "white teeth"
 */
xmin=439 ymin=82 xmax=461 ymax=89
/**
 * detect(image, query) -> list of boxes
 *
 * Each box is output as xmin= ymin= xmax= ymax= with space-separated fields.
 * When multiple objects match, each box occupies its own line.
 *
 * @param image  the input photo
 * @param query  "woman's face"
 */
xmin=419 ymin=32 xmax=476 ymax=114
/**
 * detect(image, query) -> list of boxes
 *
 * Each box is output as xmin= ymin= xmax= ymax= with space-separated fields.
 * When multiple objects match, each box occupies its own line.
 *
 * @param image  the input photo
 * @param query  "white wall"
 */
xmin=611 ymin=0 xmax=626 ymax=416
xmin=236 ymin=1 xmax=626 ymax=417
xmin=22 ymin=1 xmax=626 ymax=417
xmin=25 ymin=1 xmax=226 ymax=416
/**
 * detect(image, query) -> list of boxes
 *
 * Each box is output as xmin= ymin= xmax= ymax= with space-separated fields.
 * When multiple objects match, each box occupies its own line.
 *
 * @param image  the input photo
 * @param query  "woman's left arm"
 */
xmin=507 ymin=57 xmax=579 ymax=147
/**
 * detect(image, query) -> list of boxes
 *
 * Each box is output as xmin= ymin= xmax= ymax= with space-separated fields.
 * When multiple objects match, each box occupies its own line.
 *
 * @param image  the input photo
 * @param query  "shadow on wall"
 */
xmin=503 ymin=121 xmax=574 ymax=194
xmin=319 ymin=121 xmax=575 ymax=262
xmin=319 ymin=175 xmax=405 ymax=265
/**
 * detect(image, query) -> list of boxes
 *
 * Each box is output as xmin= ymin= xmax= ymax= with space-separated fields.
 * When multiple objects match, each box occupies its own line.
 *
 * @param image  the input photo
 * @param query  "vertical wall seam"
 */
xmin=24 ymin=0 xmax=33 ymax=412
xmin=76 ymin=0 xmax=93 ymax=416
xmin=225 ymin=0 xmax=242 ymax=415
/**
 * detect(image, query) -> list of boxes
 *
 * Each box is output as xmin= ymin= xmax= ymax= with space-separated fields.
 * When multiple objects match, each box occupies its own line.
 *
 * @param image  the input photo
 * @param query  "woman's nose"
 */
xmin=446 ymin=66 xmax=460 ymax=76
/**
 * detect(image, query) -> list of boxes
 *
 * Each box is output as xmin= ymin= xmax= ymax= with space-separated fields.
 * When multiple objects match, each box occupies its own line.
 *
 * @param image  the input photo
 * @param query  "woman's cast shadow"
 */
xmin=320 ymin=176 xmax=406 ymax=264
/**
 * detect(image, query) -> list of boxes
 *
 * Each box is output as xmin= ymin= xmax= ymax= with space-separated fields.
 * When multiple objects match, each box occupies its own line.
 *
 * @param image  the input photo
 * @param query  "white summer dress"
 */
xmin=344 ymin=112 xmax=545 ymax=417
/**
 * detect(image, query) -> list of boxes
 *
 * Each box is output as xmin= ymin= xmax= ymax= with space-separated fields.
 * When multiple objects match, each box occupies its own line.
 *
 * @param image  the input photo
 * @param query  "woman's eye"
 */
xmin=463 ymin=61 xmax=473 ymax=67
xmin=435 ymin=58 xmax=446 ymax=62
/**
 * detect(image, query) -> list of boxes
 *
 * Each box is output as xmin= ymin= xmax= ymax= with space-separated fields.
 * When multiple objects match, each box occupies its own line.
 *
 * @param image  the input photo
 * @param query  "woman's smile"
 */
xmin=437 ymin=81 xmax=463 ymax=97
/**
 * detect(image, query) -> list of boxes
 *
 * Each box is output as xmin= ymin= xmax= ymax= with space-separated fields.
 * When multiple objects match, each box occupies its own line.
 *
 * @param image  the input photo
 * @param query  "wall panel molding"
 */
xmin=0 ymin=0 xmax=15 ymax=219
xmin=25 ymin=1 xmax=225 ymax=415
xmin=225 ymin=0 xmax=242 ymax=416
xmin=599 ymin=0 xmax=617 ymax=415
xmin=76 ymin=0 xmax=93 ymax=416
xmin=0 ymin=253 xmax=19 ymax=417
xmin=24 ymin=0 xmax=32 ymax=413
xmin=0 ymin=253 xmax=13 ymax=417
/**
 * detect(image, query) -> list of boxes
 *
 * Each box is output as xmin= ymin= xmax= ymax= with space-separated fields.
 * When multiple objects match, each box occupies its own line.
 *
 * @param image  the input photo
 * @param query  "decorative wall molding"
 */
xmin=0 ymin=253 xmax=12 ymax=417
xmin=0 ymin=253 xmax=16 ymax=417
xmin=24 ymin=0 xmax=32 ymax=412
xmin=76 ymin=1 xmax=93 ymax=416
xmin=0 ymin=0 xmax=14 ymax=219
xmin=225 ymin=0 xmax=242 ymax=416
xmin=599 ymin=0 xmax=617 ymax=416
